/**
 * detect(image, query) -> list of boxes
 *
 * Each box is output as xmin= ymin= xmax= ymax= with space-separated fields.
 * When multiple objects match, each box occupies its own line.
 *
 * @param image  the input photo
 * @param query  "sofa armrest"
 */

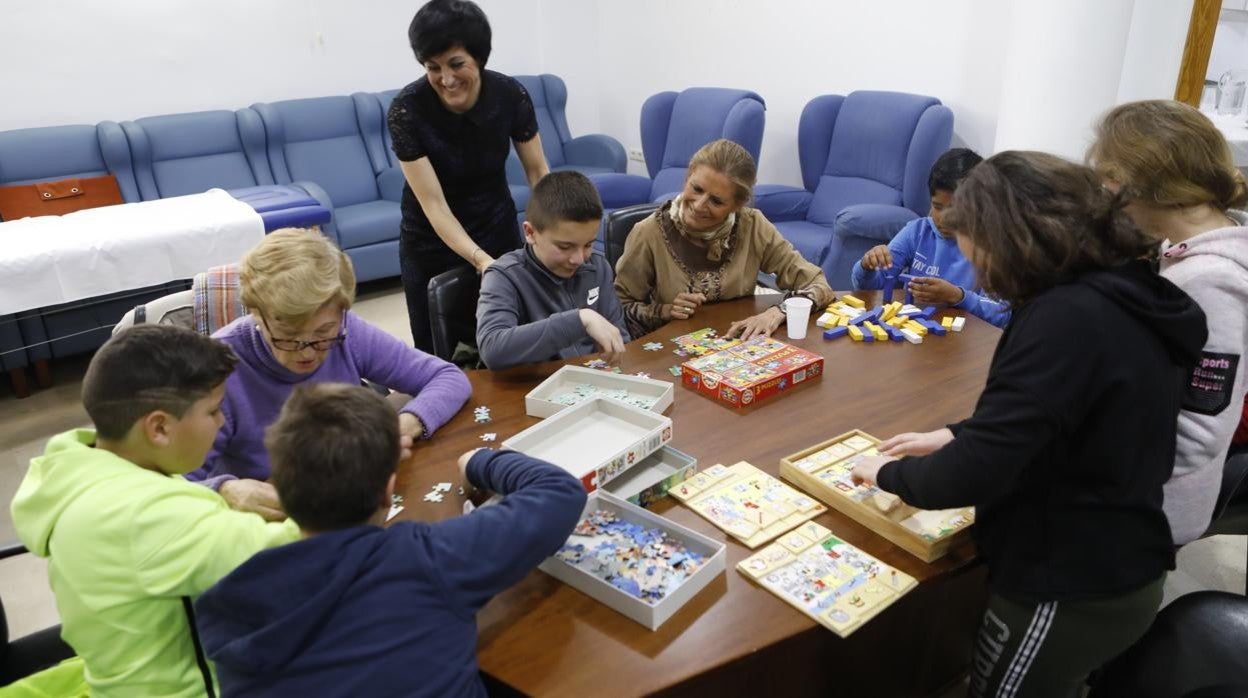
xmin=753 ymin=184 xmax=813 ymax=223
xmin=289 ymin=180 xmax=340 ymax=245
xmin=564 ymin=134 xmax=627 ymax=173
xmin=377 ymin=167 xmax=405 ymax=203
xmin=588 ymin=173 xmax=654 ymax=209
xmin=832 ymin=204 xmax=919 ymax=243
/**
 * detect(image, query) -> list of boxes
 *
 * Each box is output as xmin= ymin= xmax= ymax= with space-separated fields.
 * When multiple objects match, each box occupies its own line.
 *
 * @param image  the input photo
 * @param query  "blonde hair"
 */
xmin=1088 ymin=100 xmax=1248 ymax=211
xmin=240 ymin=228 xmax=356 ymax=325
xmin=687 ymin=138 xmax=757 ymax=205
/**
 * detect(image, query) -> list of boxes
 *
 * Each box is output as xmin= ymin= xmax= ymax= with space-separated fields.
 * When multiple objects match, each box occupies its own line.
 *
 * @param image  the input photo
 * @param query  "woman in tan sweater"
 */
xmin=613 ymin=139 xmax=833 ymax=340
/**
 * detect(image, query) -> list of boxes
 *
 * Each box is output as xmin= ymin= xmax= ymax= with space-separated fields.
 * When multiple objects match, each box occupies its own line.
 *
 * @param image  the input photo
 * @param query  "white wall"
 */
xmin=0 ymin=0 xmax=542 ymax=130
xmin=0 ymin=0 xmax=1196 ymax=186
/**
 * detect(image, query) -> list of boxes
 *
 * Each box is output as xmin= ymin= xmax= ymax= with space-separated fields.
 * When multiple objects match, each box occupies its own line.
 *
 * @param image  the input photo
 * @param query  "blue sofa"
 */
xmin=753 ymin=91 xmax=953 ymax=289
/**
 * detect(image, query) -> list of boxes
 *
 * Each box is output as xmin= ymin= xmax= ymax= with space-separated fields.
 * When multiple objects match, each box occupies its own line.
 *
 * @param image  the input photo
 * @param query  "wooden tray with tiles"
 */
xmin=779 ymin=429 xmax=974 ymax=562
xmin=737 ymin=520 xmax=917 ymax=637
xmin=668 ymin=461 xmax=826 ymax=549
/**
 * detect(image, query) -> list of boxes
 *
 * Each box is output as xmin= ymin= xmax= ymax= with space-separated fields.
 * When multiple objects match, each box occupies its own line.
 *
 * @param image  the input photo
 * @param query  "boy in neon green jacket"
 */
xmin=11 ymin=325 xmax=299 ymax=697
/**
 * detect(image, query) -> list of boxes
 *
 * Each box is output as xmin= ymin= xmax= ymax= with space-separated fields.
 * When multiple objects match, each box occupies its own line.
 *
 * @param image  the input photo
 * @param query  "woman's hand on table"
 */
xmin=219 ymin=479 xmax=286 ymax=521
xmin=398 ymin=412 xmax=425 ymax=461
xmin=879 ymin=428 xmax=954 ymax=457
xmin=579 ymin=309 xmax=626 ymax=363
xmin=851 ymin=454 xmax=898 ymax=487
xmin=725 ymin=305 xmax=785 ymax=340
xmin=662 ymin=291 xmax=707 ymax=322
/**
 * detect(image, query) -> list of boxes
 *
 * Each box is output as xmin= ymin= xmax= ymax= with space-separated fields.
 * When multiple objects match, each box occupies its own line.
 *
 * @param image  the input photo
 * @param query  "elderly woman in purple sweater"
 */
xmin=189 ymin=228 xmax=471 ymax=518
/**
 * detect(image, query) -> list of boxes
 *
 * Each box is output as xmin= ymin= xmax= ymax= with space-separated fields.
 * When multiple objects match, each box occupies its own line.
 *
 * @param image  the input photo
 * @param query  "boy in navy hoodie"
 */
xmin=851 ymin=148 xmax=1011 ymax=327
xmin=194 ymin=382 xmax=586 ymax=697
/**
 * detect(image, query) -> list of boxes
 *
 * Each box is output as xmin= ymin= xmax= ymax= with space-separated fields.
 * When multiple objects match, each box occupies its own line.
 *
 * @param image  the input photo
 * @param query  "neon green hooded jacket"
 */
xmin=11 ymin=429 xmax=298 ymax=697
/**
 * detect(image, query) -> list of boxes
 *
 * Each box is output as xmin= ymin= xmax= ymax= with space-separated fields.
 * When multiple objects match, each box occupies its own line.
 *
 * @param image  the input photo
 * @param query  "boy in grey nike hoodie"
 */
xmin=1091 ymin=100 xmax=1248 ymax=544
xmin=477 ymin=171 xmax=630 ymax=370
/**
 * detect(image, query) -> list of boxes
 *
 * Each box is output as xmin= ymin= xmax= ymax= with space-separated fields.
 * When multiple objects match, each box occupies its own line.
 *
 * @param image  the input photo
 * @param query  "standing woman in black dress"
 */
xmin=388 ymin=0 xmax=549 ymax=353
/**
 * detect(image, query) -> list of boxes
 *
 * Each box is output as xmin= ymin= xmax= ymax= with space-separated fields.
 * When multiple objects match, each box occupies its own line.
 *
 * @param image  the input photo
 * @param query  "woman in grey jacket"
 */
xmin=1090 ymin=99 xmax=1248 ymax=545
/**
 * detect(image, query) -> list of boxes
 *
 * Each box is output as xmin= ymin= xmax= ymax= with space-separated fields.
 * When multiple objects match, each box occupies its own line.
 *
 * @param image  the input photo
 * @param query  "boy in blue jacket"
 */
xmin=194 ymin=383 xmax=586 ymax=697
xmin=851 ymin=148 xmax=1011 ymax=328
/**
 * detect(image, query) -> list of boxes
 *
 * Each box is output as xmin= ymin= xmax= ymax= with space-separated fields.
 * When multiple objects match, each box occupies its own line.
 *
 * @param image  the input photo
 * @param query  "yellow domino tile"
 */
xmin=848 ymin=325 xmax=864 ymax=341
xmin=880 ymin=303 xmax=898 ymax=322
xmin=841 ymin=294 xmax=865 ymax=309
xmin=941 ymin=316 xmax=954 ymax=329
xmin=904 ymin=321 xmax=928 ymax=337
xmin=837 ymin=315 xmax=849 ymax=327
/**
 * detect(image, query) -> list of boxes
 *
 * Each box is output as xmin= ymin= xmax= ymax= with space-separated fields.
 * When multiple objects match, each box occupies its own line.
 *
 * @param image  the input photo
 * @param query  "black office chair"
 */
xmin=427 ymin=266 xmax=480 ymax=363
xmin=603 ymin=203 xmax=659 ymax=271
xmin=1202 ymin=448 xmax=1248 ymax=594
xmin=1087 ymin=590 xmax=1248 ymax=698
xmin=0 ymin=542 xmax=74 ymax=687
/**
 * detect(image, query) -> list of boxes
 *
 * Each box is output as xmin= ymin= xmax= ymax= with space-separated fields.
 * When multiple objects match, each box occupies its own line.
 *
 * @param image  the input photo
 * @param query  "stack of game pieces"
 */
xmin=819 ymin=295 xmax=964 ymax=345
xmin=554 ymin=510 xmax=706 ymax=603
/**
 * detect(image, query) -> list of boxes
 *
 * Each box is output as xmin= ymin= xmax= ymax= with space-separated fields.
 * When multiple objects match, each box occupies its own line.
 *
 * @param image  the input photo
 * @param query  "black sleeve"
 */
xmin=877 ymin=301 xmax=1101 ymax=509
xmin=509 ymin=78 xmax=539 ymax=143
xmin=387 ymin=92 xmax=426 ymax=162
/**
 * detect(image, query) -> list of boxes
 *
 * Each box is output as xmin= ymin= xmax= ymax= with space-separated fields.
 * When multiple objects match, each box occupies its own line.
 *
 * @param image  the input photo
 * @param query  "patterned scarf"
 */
xmin=669 ymin=195 xmax=736 ymax=262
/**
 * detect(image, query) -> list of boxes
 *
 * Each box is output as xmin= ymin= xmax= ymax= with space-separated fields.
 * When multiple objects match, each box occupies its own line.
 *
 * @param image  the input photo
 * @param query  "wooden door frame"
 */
xmin=1175 ymin=0 xmax=1222 ymax=105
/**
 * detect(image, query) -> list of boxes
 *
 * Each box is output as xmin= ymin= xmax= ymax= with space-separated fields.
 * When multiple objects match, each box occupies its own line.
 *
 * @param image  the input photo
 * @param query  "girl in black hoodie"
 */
xmin=853 ymin=151 xmax=1207 ymax=698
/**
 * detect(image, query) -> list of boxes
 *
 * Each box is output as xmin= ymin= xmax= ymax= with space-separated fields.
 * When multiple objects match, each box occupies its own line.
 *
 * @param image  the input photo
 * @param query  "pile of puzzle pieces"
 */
xmin=554 ymin=510 xmax=705 ymax=603
xmin=817 ymin=294 xmax=965 ymax=345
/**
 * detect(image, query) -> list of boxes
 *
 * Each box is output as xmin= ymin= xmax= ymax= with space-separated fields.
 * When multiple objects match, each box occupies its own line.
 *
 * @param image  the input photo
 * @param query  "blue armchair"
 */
xmin=253 ymin=95 xmax=401 ymax=282
xmin=753 ymin=91 xmax=953 ymax=289
xmin=590 ymin=88 xmax=766 ymax=214
xmin=509 ymin=73 xmax=626 ymax=178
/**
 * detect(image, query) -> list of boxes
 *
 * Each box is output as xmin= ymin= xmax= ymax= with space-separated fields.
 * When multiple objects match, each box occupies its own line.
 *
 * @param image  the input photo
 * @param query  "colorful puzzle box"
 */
xmin=669 ymin=460 xmax=826 ymax=549
xmin=779 ymin=429 xmax=975 ymax=562
xmin=539 ymin=490 xmax=727 ymax=630
xmin=679 ymin=335 xmax=824 ymax=409
xmin=737 ymin=520 xmax=917 ymax=637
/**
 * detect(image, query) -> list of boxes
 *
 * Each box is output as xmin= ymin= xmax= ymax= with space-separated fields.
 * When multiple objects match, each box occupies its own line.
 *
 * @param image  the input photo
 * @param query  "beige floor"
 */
xmin=1 ymin=280 xmax=1244 ymax=644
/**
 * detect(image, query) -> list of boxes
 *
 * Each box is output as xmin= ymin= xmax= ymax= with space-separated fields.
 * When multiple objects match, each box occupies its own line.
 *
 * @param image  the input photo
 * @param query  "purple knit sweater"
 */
xmin=189 ymin=311 xmax=471 ymax=482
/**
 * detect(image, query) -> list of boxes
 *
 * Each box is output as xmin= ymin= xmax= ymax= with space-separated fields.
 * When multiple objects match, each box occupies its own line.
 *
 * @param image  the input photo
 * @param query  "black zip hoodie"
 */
xmin=878 ymin=260 xmax=1207 ymax=601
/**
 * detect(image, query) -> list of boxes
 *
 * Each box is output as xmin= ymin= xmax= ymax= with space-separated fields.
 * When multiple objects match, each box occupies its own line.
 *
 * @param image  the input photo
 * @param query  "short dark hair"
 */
xmin=928 ymin=148 xmax=984 ymax=195
xmin=942 ymin=150 xmax=1159 ymax=307
xmin=408 ymin=0 xmax=492 ymax=67
xmin=526 ymin=171 xmax=604 ymax=231
xmin=82 ymin=325 xmax=238 ymax=440
xmin=267 ymin=383 xmax=399 ymax=531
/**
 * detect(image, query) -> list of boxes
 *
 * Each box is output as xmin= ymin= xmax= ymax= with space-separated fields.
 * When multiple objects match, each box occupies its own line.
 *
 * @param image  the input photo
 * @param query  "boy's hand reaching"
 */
xmin=579 ymin=309 xmax=626 ymax=363
xmin=861 ymin=245 xmax=894 ymax=271
xmin=219 ymin=479 xmax=286 ymax=521
xmin=908 ymin=277 xmax=965 ymax=306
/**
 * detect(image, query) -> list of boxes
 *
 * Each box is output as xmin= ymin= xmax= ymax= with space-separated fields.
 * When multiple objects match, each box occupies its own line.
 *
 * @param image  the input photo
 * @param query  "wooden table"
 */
xmin=394 ymin=293 xmax=1001 ymax=697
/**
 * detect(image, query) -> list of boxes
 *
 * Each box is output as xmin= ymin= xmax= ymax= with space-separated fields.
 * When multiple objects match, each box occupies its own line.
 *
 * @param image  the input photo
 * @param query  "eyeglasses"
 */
xmin=259 ymin=312 xmax=347 ymax=353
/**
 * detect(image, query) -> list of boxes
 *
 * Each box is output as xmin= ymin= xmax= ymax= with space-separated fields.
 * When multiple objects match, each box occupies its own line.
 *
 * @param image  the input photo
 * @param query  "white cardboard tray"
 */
xmin=539 ymin=490 xmax=726 ymax=630
xmin=525 ymin=365 xmax=674 ymax=418
xmin=602 ymin=445 xmax=697 ymax=507
xmin=502 ymin=396 xmax=673 ymax=491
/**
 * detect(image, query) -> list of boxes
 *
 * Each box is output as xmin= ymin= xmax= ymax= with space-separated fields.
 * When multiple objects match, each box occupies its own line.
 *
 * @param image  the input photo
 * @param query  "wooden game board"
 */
xmin=737 ymin=520 xmax=917 ymax=638
xmin=669 ymin=461 xmax=826 ymax=549
xmin=779 ymin=430 xmax=974 ymax=562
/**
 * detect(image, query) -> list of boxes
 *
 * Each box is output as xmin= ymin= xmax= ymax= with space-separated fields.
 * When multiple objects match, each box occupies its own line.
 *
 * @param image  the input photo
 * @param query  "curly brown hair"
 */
xmin=942 ymin=151 xmax=1160 ymax=307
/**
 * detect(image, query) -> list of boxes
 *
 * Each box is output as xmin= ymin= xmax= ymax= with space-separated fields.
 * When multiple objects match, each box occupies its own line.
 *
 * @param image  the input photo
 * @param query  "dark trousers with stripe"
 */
xmin=968 ymin=575 xmax=1164 ymax=698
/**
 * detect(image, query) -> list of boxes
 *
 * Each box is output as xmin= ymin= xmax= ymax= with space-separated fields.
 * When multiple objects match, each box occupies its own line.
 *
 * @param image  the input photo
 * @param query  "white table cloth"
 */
xmin=0 ymin=189 xmax=264 ymax=315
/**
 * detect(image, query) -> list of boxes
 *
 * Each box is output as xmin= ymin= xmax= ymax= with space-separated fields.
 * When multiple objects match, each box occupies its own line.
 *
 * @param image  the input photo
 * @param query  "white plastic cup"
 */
xmin=783 ymin=297 xmax=813 ymax=340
